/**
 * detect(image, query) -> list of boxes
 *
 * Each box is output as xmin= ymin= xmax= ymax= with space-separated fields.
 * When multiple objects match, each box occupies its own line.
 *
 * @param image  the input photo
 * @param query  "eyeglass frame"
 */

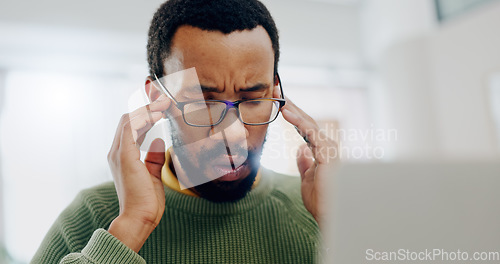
xmin=152 ymin=72 xmax=286 ymax=127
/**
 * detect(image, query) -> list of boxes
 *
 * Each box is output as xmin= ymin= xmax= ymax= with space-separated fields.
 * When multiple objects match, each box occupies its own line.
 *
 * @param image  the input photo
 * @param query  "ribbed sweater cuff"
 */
xmin=81 ymin=229 xmax=146 ymax=264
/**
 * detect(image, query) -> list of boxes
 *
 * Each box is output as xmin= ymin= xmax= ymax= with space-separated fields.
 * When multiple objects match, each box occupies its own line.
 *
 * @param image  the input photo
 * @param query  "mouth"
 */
xmin=212 ymin=159 xmax=250 ymax=182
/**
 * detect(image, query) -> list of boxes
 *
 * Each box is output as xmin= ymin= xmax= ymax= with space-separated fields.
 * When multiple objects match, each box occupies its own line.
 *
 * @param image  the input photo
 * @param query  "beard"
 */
xmin=169 ymin=125 xmax=265 ymax=203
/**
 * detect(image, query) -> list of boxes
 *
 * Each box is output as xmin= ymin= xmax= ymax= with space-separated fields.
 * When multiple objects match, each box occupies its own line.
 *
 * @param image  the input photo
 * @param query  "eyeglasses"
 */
xmin=153 ymin=73 xmax=286 ymax=127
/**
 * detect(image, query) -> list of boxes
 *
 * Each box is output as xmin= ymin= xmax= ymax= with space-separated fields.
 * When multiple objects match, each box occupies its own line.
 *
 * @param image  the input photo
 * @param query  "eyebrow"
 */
xmin=240 ymin=83 xmax=270 ymax=92
xmin=200 ymin=85 xmax=220 ymax=93
xmin=199 ymin=83 xmax=270 ymax=93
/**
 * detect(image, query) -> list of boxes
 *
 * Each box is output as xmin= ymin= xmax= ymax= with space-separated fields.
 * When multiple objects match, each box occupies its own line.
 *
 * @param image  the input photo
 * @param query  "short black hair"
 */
xmin=147 ymin=0 xmax=279 ymax=78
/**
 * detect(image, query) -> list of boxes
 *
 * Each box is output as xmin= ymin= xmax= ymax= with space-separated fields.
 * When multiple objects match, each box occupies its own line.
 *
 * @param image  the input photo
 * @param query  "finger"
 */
xmin=297 ymin=144 xmax=315 ymax=181
xmin=124 ymin=110 xmax=164 ymax=147
xmin=281 ymin=100 xmax=337 ymax=164
xmin=281 ymin=107 xmax=320 ymax=147
xmin=145 ymin=138 xmax=166 ymax=180
xmin=281 ymin=97 xmax=318 ymax=138
xmin=108 ymin=114 xmax=130 ymax=162
xmin=282 ymin=96 xmax=314 ymax=122
xmin=128 ymin=94 xmax=171 ymax=120
xmin=118 ymin=115 xmax=163 ymax=175
xmin=126 ymin=94 xmax=171 ymax=146
xmin=130 ymin=105 xmax=165 ymax=146
xmin=109 ymin=94 xmax=170 ymax=154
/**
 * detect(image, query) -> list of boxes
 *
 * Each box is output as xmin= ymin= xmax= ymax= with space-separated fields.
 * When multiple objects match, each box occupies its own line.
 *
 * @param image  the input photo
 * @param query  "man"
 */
xmin=32 ymin=0 xmax=336 ymax=263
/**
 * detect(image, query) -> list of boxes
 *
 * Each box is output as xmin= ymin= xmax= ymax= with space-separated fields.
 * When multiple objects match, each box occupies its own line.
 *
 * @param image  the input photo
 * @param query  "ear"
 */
xmin=145 ymin=76 xmax=162 ymax=103
xmin=274 ymin=74 xmax=280 ymax=86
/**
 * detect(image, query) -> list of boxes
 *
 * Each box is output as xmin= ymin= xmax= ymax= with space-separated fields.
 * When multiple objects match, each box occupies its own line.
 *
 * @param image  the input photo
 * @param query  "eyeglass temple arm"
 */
xmin=276 ymin=73 xmax=286 ymax=105
xmin=152 ymin=73 xmax=180 ymax=105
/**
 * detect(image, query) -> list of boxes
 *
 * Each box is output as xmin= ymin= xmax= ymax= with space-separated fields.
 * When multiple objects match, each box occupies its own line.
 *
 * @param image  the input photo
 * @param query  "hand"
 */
xmin=107 ymin=94 xmax=171 ymax=252
xmin=281 ymin=97 xmax=338 ymax=228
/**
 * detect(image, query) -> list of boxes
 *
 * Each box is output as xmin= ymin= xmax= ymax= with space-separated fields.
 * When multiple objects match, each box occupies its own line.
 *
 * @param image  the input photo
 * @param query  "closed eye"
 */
xmin=242 ymin=99 xmax=264 ymax=105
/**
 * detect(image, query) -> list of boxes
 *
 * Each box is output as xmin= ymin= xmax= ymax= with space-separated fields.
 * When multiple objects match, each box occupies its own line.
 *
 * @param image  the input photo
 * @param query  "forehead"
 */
xmin=167 ymin=25 xmax=275 ymax=83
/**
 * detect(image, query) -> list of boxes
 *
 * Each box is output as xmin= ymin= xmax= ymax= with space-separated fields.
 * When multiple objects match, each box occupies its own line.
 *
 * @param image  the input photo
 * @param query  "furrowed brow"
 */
xmin=200 ymin=85 xmax=221 ymax=93
xmin=240 ymin=83 xmax=270 ymax=92
xmin=196 ymin=83 xmax=270 ymax=93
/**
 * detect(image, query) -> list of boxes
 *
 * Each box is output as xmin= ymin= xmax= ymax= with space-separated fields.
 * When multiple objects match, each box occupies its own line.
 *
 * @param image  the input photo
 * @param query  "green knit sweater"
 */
xmin=31 ymin=168 xmax=320 ymax=263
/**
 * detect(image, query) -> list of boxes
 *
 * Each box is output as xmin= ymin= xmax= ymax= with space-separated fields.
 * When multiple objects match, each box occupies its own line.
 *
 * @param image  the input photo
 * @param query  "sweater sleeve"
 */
xmin=59 ymin=229 xmax=145 ymax=264
xmin=30 ymin=183 xmax=145 ymax=264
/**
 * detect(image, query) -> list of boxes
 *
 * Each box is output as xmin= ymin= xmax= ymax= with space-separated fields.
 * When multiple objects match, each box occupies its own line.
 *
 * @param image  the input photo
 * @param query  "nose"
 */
xmin=209 ymin=108 xmax=248 ymax=144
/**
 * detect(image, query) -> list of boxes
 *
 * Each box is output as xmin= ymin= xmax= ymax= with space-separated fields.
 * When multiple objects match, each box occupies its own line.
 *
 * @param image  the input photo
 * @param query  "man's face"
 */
xmin=160 ymin=25 xmax=277 ymax=202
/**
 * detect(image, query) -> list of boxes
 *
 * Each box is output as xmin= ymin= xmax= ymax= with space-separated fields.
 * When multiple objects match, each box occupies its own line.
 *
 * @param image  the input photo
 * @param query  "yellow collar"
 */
xmin=161 ymin=148 xmax=261 ymax=197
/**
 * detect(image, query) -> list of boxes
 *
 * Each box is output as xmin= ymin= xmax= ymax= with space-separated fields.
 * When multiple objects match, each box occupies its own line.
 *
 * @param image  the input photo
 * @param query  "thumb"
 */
xmin=297 ymin=144 xmax=315 ymax=181
xmin=145 ymin=138 xmax=166 ymax=179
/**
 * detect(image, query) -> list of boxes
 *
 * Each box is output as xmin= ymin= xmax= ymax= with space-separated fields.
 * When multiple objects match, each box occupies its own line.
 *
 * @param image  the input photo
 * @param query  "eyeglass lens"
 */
xmin=183 ymin=99 xmax=281 ymax=126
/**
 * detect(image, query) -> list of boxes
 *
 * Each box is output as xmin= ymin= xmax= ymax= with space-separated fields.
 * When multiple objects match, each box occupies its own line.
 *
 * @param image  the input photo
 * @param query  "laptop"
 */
xmin=322 ymin=162 xmax=500 ymax=263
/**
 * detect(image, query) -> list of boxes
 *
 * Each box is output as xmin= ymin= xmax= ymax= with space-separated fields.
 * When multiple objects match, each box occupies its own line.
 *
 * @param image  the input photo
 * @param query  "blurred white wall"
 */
xmin=360 ymin=0 xmax=437 ymax=67
xmin=361 ymin=0 xmax=500 ymax=160
xmin=0 ymin=69 xmax=6 ymax=252
xmin=429 ymin=1 xmax=500 ymax=159
xmin=262 ymin=0 xmax=362 ymax=68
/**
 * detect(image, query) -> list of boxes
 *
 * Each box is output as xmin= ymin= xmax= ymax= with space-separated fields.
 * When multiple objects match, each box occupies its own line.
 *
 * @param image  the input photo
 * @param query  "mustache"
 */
xmin=171 ymin=133 xmax=253 ymax=164
xmin=198 ymin=141 xmax=249 ymax=162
